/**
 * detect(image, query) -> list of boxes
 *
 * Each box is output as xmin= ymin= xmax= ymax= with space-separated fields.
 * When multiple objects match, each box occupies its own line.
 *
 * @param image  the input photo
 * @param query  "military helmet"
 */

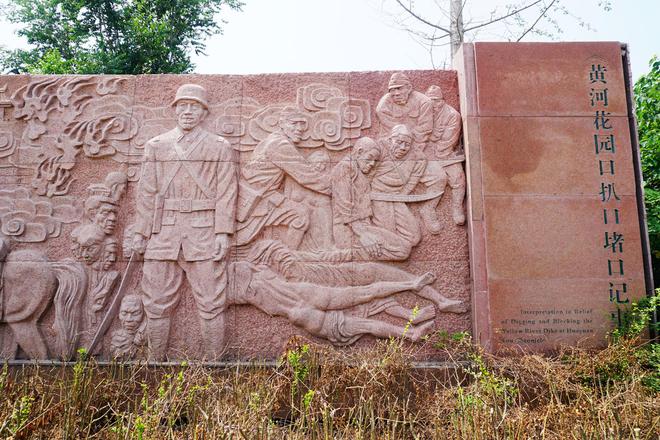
xmin=171 ymin=84 xmax=209 ymax=109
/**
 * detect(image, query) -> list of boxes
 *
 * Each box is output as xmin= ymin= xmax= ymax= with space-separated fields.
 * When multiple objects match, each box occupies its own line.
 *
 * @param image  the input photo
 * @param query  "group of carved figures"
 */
xmin=0 ymin=72 xmax=467 ymax=361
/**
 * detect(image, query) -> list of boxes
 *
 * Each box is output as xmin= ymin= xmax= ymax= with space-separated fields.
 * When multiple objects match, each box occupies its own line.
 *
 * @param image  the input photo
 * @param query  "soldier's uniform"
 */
xmin=135 ymin=125 xmax=237 ymax=321
xmin=376 ymin=73 xmax=434 ymax=147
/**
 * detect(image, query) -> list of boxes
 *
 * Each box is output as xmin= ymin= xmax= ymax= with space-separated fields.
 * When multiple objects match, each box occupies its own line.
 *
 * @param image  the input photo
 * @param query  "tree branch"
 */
xmin=516 ymin=0 xmax=557 ymax=41
xmin=463 ymin=0 xmax=545 ymax=32
xmin=394 ymin=0 xmax=451 ymax=34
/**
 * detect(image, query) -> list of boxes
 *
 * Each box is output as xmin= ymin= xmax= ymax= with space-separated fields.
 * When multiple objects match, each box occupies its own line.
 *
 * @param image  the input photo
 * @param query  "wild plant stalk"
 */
xmin=0 ymin=294 xmax=657 ymax=438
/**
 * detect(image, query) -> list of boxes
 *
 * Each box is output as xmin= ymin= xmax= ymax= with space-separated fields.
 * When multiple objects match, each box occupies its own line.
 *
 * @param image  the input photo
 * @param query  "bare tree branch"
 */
xmin=394 ymin=0 xmax=451 ymax=34
xmin=463 ymin=0 xmax=545 ymax=33
xmin=516 ymin=0 xmax=557 ymax=41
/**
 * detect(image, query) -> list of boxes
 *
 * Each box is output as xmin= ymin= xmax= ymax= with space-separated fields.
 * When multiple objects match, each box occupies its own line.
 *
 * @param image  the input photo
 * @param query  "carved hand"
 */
xmin=213 ymin=234 xmax=230 ymax=261
xmin=132 ymin=234 xmax=147 ymax=255
xmin=358 ymin=231 xmax=382 ymax=259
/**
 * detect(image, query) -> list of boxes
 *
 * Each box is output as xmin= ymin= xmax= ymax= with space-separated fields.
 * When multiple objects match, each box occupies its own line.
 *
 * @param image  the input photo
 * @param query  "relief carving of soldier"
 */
xmin=238 ymin=107 xmax=331 ymax=248
xmin=376 ymin=73 xmax=466 ymax=233
xmin=132 ymin=84 xmax=237 ymax=360
xmin=424 ymin=85 xmax=466 ymax=226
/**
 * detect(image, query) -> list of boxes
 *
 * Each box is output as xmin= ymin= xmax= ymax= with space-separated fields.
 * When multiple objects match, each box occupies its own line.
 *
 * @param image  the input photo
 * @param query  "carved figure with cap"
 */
xmin=132 ymin=83 xmax=237 ymax=361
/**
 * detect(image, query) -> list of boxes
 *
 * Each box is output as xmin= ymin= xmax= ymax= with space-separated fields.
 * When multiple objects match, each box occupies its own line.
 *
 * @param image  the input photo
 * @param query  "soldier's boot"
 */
xmin=199 ymin=314 xmax=226 ymax=361
xmin=146 ymin=317 xmax=171 ymax=361
xmin=451 ymin=183 xmax=466 ymax=226
xmin=420 ymin=196 xmax=443 ymax=235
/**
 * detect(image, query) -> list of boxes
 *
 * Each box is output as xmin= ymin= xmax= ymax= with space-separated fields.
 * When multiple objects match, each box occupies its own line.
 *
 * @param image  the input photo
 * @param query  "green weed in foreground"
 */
xmin=0 ymin=295 xmax=657 ymax=439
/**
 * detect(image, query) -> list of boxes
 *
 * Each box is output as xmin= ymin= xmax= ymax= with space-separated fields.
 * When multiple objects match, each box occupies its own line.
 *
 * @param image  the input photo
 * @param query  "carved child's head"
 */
xmin=102 ymin=238 xmax=118 ymax=271
xmin=84 ymin=196 xmax=118 ymax=235
xmin=308 ymin=150 xmax=330 ymax=172
xmin=119 ymin=294 xmax=144 ymax=333
xmin=71 ymin=223 xmax=106 ymax=265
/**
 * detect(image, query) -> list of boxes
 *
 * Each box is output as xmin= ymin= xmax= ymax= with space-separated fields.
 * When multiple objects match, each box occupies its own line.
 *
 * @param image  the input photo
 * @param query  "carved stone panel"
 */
xmin=0 ymin=71 xmax=469 ymax=361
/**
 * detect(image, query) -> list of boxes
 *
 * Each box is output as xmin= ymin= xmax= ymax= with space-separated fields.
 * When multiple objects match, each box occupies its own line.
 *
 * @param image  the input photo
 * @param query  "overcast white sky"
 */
xmin=0 ymin=0 xmax=657 ymax=79
xmin=191 ymin=0 xmax=658 ymax=80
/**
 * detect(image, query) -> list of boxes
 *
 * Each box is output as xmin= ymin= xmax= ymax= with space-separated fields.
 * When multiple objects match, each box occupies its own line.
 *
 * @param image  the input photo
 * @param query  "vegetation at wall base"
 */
xmin=0 ymin=295 xmax=658 ymax=439
xmin=635 ymin=55 xmax=660 ymax=286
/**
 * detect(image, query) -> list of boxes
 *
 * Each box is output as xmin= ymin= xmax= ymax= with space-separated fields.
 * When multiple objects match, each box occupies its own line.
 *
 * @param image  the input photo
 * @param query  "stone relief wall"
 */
xmin=0 ymin=71 xmax=469 ymax=361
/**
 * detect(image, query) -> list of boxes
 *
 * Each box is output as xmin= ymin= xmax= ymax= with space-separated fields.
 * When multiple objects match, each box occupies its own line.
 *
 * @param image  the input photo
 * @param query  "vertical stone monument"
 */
xmin=455 ymin=42 xmax=654 ymax=351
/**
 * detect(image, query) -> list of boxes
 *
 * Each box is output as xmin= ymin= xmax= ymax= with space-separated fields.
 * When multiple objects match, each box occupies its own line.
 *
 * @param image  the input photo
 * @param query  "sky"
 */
xmin=190 ymin=0 xmax=658 ymax=80
xmin=0 ymin=0 xmax=657 ymax=79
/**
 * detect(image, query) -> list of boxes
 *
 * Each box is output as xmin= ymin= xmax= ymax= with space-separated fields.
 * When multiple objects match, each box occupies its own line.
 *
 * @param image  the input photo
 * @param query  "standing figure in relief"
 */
xmin=330 ymin=137 xmax=413 ymax=261
xmin=370 ymin=125 xmax=426 ymax=247
xmin=132 ymin=84 xmax=237 ymax=361
xmin=423 ymin=85 xmax=466 ymax=226
xmin=238 ymin=107 xmax=331 ymax=248
xmin=110 ymin=294 xmax=146 ymax=360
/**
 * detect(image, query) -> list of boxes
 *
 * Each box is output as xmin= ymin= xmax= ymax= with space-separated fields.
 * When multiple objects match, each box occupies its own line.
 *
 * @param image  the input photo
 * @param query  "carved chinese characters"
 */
xmin=0 ymin=72 xmax=469 ymax=362
xmin=455 ymin=42 xmax=651 ymax=352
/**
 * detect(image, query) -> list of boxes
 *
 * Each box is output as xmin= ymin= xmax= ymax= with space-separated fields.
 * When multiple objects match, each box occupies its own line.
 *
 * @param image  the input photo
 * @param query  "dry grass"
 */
xmin=0 ymin=328 xmax=658 ymax=440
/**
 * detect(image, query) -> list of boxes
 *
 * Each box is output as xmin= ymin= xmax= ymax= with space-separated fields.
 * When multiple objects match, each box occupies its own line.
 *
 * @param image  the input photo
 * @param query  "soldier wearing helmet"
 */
xmin=422 ymin=85 xmax=465 ymax=227
xmin=376 ymin=73 xmax=434 ymax=147
xmin=132 ymin=84 xmax=237 ymax=361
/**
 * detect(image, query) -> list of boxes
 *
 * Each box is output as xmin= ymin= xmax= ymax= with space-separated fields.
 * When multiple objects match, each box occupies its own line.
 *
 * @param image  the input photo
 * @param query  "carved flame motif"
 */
xmin=11 ymin=78 xmax=130 ymax=195
xmin=32 ymin=155 xmax=75 ymax=197
xmin=65 ymin=112 xmax=138 ymax=158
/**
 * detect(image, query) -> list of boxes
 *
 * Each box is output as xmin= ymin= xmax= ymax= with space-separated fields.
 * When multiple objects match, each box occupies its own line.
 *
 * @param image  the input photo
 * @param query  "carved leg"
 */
xmin=343 ymin=317 xmax=434 ymax=342
xmin=417 ymin=286 xmax=467 ymax=314
xmin=8 ymin=322 xmax=48 ymax=359
xmin=384 ymin=304 xmax=435 ymax=324
xmin=314 ymin=273 xmax=435 ymax=310
xmin=146 ymin=317 xmax=171 ymax=361
xmin=420 ymin=195 xmax=443 ymax=234
xmin=419 ymin=161 xmax=449 ymax=235
xmin=447 ymin=163 xmax=466 ymax=226
xmin=199 ymin=313 xmax=226 ymax=361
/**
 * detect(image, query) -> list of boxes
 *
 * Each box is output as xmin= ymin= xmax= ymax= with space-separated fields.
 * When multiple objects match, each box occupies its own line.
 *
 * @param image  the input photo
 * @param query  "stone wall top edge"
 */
xmin=472 ymin=41 xmax=624 ymax=47
xmin=0 ymin=69 xmax=458 ymax=79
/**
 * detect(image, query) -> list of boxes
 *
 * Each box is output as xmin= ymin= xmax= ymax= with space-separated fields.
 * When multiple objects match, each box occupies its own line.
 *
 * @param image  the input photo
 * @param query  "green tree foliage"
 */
xmin=634 ymin=56 xmax=660 ymax=283
xmin=0 ymin=0 xmax=243 ymax=74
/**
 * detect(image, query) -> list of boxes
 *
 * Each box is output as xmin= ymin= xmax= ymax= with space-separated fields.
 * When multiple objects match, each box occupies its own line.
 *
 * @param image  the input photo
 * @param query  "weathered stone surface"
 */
xmin=0 ymin=71 xmax=469 ymax=361
xmin=0 ymin=42 xmax=652 ymax=361
xmin=456 ymin=42 xmax=652 ymax=352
